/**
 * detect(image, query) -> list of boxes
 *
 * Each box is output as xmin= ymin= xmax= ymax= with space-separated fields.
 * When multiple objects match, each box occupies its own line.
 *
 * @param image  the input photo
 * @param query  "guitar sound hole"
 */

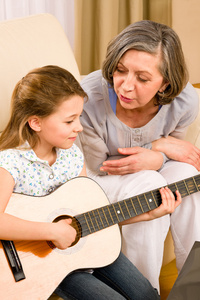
xmin=52 ymin=215 xmax=81 ymax=247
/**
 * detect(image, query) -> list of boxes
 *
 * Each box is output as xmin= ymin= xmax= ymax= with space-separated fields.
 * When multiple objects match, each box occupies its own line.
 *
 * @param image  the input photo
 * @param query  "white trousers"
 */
xmin=87 ymin=161 xmax=200 ymax=291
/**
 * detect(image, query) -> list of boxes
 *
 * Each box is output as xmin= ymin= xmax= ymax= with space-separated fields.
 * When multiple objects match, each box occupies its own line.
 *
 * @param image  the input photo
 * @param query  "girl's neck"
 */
xmin=32 ymin=144 xmax=57 ymax=166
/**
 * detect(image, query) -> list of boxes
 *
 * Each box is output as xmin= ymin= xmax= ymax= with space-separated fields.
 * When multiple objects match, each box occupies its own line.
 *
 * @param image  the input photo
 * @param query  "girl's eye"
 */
xmin=66 ymin=120 xmax=73 ymax=124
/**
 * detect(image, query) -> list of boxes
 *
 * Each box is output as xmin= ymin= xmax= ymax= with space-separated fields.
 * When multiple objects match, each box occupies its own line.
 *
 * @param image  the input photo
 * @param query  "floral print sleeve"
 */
xmin=0 ymin=144 xmax=84 ymax=196
xmin=0 ymin=150 xmax=20 ymax=183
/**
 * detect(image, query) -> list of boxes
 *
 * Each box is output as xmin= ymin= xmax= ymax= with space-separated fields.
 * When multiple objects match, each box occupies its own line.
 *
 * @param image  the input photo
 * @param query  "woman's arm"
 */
xmin=79 ymin=113 xmax=109 ymax=174
xmin=152 ymin=136 xmax=200 ymax=170
xmin=150 ymin=85 xmax=200 ymax=169
xmin=100 ymin=147 xmax=164 ymax=174
xmin=79 ymin=111 xmax=166 ymax=175
xmin=100 ymin=135 xmax=200 ymax=175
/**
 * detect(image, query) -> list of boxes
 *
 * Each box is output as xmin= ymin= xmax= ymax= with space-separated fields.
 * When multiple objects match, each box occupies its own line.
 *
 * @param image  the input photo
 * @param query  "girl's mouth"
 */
xmin=69 ymin=136 xmax=77 ymax=141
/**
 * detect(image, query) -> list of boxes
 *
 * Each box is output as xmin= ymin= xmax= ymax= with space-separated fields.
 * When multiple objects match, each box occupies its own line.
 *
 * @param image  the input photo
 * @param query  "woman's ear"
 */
xmin=28 ymin=116 xmax=41 ymax=132
xmin=159 ymin=82 xmax=169 ymax=93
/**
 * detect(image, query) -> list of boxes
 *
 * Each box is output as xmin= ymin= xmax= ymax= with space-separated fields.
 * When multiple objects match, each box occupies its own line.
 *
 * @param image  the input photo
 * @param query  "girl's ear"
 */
xmin=28 ymin=116 xmax=41 ymax=132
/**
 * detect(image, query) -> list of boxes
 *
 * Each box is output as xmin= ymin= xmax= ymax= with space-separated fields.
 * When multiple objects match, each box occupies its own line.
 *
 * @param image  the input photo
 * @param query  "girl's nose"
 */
xmin=75 ymin=119 xmax=83 ymax=133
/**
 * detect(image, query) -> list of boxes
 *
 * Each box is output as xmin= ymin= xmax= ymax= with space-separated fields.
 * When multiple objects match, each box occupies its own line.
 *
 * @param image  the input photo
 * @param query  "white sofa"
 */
xmin=0 ymin=13 xmax=199 ymax=299
xmin=0 ymin=13 xmax=80 ymax=132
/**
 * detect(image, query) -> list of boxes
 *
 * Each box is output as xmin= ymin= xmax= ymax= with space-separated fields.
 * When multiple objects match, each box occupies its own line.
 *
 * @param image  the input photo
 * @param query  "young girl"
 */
xmin=0 ymin=65 xmax=181 ymax=299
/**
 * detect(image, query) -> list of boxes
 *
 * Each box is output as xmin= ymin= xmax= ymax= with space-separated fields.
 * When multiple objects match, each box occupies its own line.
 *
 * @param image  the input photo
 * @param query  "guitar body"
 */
xmin=0 ymin=177 xmax=121 ymax=300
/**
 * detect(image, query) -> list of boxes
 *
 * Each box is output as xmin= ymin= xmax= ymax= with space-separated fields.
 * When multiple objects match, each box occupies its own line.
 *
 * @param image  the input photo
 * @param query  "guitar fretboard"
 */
xmin=75 ymin=174 xmax=200 ymax=237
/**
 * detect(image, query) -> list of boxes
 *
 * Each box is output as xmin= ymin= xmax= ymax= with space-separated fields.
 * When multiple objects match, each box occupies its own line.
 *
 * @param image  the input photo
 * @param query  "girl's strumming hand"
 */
xmin=51 ymin=218 xmax=77 ymax=250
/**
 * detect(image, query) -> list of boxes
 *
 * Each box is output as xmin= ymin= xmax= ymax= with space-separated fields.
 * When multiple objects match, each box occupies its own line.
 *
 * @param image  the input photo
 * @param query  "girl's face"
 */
xmin=35 ymin=95 xmax=84 ymax=151
xmin=113 ymin=49 xmax=167 ymax=111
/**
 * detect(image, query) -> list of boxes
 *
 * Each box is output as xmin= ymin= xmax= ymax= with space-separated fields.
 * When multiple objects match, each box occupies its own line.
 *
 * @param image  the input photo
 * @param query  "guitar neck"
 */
xmin=76 ymin=174 xmax=200 ymax=237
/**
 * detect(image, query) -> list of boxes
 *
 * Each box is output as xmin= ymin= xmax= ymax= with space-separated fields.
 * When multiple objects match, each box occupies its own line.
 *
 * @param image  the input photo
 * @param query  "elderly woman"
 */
xmin=78 ymin=20 xmax=200 ymax=291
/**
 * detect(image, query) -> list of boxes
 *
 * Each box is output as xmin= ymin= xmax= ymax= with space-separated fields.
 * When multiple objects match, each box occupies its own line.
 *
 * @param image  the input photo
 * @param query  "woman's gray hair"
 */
xmin=102 ymin=20 xmax=189 ymax=105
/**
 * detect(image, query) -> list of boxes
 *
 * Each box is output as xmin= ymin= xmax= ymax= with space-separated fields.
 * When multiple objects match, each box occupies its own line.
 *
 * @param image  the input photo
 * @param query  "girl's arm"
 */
xmin=119 ymin=187 xmax=181 ymax=226
xmin=78 ymin=162 xmax=87 ymax=176
xmin=0 ymin=168 xmax=77 ymax=250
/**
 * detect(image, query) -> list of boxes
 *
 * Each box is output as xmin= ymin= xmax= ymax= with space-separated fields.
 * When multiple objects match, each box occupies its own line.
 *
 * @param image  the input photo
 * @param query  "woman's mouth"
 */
xmin=120 ymin=94 xmax=134 ymax=103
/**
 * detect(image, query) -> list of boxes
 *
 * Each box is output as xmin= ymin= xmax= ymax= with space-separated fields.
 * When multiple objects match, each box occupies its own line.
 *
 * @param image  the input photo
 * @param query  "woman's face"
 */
xmin=113 ymin=49 xmax=167 ymax=111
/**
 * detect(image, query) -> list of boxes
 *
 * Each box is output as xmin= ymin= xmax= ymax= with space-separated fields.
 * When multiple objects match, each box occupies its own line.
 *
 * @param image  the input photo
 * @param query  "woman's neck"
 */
xmin=116 ymin=98 xmax=159 ymax=128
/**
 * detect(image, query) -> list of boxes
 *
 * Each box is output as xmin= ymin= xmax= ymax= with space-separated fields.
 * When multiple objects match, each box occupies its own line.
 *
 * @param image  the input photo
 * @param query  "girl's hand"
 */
xmin=119 ymin=187 xmax=181 ymax=226
xmin=100 ymin=147 xmax=164 ymax=175
xmin=152 ymin=136 xmax=200 ymax=171
xmin=50 ymin=218 xmax=77 ymax=250
xmin=148 ymin=187 xmax=182 ymax=220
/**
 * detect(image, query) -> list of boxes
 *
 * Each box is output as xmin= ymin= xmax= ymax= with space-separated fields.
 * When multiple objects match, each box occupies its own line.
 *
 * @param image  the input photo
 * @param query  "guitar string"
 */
xmin=74 ymin=192 xmax=167 ymax=236
xmin=72 ymin=199 xmax=159 ymax=238
xmin=72 ymin=178 xmax=200 ymax=238
xmin=65 ymin=177 xmax=200 ymax=240
xmin=11 ymin=178 xmax=200 ymax=251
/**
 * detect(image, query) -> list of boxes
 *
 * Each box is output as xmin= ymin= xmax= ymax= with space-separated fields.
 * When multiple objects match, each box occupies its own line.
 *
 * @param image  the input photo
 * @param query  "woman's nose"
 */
xmin=122 ymin=74 xmax=135 ymax=91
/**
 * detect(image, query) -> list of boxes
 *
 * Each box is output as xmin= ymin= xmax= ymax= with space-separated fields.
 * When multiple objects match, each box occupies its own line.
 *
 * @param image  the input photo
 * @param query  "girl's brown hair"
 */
xmin=0 ymin=65 xmax=87 ymax=150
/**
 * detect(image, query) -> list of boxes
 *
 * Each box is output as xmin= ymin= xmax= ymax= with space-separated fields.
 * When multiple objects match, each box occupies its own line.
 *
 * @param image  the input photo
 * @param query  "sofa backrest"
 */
xmin=185 ymin=88 xmax=200 ymax=148
xmin=0 ymin=13 xmax=80 ymax=132
xmin=0 ymin=13 xmax=200 ymax=151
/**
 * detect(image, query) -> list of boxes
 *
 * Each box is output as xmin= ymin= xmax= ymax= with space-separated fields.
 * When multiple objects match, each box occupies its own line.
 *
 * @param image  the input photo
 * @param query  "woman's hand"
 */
xmin=152 ymin=136 xmax=200 ymax=170
xmin=50 ymin=218 xmax=77 ymax=250
xmin=100 ymin=147 xmax=164 ymax=175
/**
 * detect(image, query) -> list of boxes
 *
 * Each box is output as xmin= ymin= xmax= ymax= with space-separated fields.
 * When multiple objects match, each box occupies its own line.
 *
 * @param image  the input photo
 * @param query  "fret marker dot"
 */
xmin=117 ymin=210 xmax=121 ymax=214
xmin=149 ymin=199 xmax=152 ymax=202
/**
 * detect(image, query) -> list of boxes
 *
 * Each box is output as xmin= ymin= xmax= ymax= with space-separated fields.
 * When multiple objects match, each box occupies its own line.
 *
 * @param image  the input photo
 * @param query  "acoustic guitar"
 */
xmin=0 ymin=175 xmax=199 ymax=299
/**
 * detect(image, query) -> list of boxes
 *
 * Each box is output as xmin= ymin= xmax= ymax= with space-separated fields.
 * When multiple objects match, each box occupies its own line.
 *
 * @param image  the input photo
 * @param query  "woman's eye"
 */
xmin=138 ymin=77 xmax=148 ymax=82
xmin=116 ymin=67 xmax=125 ymax=73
